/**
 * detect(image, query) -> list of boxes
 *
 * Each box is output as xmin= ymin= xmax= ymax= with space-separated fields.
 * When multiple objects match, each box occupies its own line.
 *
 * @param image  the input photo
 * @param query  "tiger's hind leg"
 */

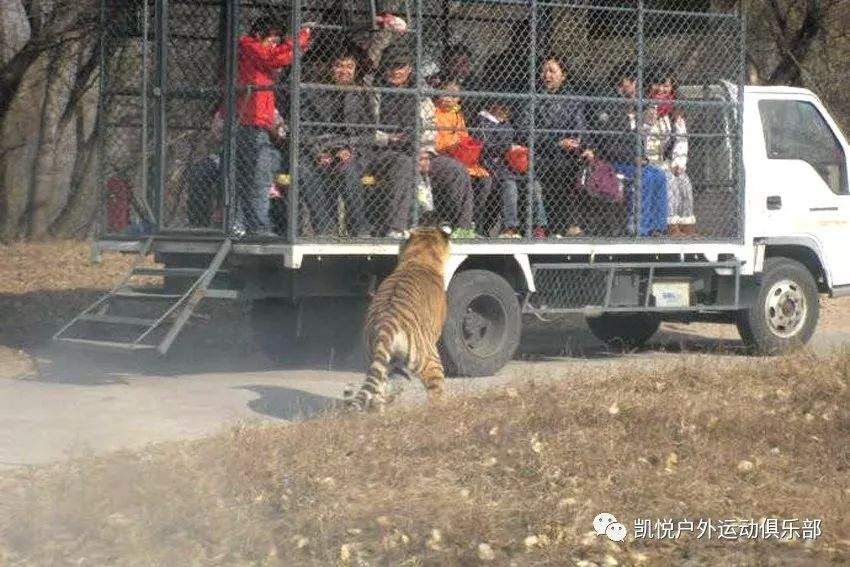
xmin=419 ymin=347 xmax=446 ymax=404
xmin=349 ymin=346 xmax=392 ymax=412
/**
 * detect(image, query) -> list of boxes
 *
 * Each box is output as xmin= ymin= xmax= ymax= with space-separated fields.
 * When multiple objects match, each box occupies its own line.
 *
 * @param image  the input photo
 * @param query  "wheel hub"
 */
xmin=462 ymin=310 xmax=490 ymax=347
xmin=765 ymin=279 xmax=807 ymax=338
xmin=460 ymin=295 xmax=507 ymax=356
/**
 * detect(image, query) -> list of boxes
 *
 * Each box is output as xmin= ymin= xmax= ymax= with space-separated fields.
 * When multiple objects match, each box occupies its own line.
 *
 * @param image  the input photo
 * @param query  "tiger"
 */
xmin=345 ymin=225 xmax=452 ymax=411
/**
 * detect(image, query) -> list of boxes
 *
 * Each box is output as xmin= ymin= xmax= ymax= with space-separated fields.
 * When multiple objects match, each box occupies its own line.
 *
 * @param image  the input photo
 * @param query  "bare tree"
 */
xmin=0 ymin=0 xmax=100 ymax=241
xmin=745 ymin=0 xmax=850 ymax=129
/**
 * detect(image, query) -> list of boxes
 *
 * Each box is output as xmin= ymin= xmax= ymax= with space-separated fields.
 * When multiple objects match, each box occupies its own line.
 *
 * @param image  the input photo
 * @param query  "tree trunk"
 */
xmin=0 ymin=0 xmax=100 ymax=242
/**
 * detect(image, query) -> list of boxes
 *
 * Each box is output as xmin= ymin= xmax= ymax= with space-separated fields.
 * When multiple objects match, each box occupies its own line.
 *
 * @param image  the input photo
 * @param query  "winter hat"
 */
xmin=380 ymin=43 xmax=413 ymax=72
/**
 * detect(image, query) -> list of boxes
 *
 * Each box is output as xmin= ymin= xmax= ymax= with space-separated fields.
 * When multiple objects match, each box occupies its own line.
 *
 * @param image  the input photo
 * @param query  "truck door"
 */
xmin=755 ymin=96 xmax=850 ymax=287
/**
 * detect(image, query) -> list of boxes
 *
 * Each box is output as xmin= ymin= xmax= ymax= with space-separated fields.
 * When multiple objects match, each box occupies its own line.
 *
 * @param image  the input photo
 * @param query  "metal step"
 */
xmin=132 ymin=267 xmax=210 ymax=277
xmin=155 ymin=239 xmax=233 ymax=354
xmin=56 ymin=237 xmax=234 ymax=355
xmin=58 ymin=338 xmax=156 ymax=350
xmin=204 ymin=288 xmax=241 ymax=299
xmin=77 ymin=314 xmax=159 ymax=326
xmin=115 ymin=289 xmax=183 ymax=300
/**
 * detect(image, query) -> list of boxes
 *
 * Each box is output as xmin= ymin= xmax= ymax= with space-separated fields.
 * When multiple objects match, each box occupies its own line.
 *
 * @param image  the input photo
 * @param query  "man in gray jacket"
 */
xmin=300 ymin=48 xmax=373 ymax=236
xmin=366 ymin=47 xmax=472 ymax=237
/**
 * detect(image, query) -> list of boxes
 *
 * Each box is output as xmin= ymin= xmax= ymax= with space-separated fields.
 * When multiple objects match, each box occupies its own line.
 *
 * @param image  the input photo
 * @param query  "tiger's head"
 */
xmin=398 ymin=225 xmax=452 ymax=273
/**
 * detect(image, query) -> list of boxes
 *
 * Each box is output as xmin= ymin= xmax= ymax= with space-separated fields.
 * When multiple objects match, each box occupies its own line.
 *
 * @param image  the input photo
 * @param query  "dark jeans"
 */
xmin=183 ymin=154 xmax=221 ymax=228
xmin=501 ymin=177 xmax=548 ymax=228
xmin=367 ymin=149 xmax=415 ymax=233
xmin=235 ymin=126 xmax=280 ymax=232
xmin=430 ymin=154 xmax=474 ymax=230
xmin=472 ymin=175 xmax=496 ymax=233
xmin=538 ymin=157 xmax=583 ymax=234
xmin=301 ymin=157 xmax=372 ymax=236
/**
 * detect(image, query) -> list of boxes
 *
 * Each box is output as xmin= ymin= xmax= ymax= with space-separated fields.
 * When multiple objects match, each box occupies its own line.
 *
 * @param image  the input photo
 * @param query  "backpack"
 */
xmin=450 ymin=137 xmax=484 ymax=168
xmin=577 ymin=159 xmax=624 ymax=203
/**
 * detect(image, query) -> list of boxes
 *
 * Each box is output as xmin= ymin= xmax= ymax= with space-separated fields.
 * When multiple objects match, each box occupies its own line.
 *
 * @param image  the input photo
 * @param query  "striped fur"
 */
xmin=347 ymin=227 xmax=452 ymax=411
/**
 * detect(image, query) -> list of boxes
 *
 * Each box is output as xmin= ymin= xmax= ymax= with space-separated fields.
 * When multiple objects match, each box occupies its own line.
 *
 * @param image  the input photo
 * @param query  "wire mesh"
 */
xmin=531 ymin=267 xmax=613 ymax=310
xmin=100 ymin=0 xmax=157 ymax=237
xmin=98 ymin=0 xmax=745 ymax=242
xmin=160 ymin=1 xmax=226 ymax=232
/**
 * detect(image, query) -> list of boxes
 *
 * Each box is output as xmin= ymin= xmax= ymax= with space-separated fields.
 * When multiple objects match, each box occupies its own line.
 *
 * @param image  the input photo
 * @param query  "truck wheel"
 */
xmin=586 ymin=313 xmax=661 ymax=350
xmin=251 ymin=298 xmax=302 ymax=362
xmin=736 ymin=257 xmax=819 ymax=355
xmin=440 ymin=269 xmax=521 ymax=377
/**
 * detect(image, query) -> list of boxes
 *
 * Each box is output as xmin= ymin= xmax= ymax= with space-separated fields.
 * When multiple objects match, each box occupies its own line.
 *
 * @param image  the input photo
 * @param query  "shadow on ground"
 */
xmin=236 ymin=385 xmax=343 ymax=420
xmin=3 ymin=288 xmax=748 ymax=386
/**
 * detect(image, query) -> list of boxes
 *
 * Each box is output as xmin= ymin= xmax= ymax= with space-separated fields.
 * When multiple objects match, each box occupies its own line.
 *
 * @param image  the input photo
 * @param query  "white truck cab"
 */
xmin=744 ymin=86 xmax=850 ymax=292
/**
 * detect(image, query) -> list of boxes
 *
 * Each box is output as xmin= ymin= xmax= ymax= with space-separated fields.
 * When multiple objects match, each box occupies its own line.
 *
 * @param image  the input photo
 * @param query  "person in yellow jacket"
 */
xmin=433 ymin=77 xmax=492 ymax=237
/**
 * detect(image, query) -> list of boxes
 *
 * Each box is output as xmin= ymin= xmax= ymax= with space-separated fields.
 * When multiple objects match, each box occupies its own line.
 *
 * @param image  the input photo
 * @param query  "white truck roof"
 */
xmin=744 ymin=85 xmax=814 ymax=97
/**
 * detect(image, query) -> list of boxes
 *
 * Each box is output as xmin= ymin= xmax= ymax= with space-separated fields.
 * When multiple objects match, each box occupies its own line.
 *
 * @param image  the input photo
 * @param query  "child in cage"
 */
xmin=476 ymin=100 xmax=548 ymax=238
xmin=646 ymin=71 xmax=696 ymax=236
xmin=429 ymin=76 xmax=482 ymax=238
xmin=182 ymin=107 xmax=224 ymax=229
xmin=582 ymin=62 xmax=668 ymax=237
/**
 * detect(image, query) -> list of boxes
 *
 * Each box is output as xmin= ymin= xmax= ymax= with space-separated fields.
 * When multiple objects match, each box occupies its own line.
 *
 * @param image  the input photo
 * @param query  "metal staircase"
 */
xmin=54 ymin=238 xmax=235 ymax=354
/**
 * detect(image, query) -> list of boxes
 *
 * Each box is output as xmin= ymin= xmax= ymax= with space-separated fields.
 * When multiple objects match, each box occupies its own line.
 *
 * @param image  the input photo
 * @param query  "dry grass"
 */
xmin=0 ymin=240 xmax=137 ymax=349
xmin=0 ymin=240 xmax=142 ymax=376
xmin=0 ymin=240 xmax=135 ymax=295
xmin=1 ymin=351 xmax=848 ymax=565
xmin=0 ymin=241 xmax=254 ymax=376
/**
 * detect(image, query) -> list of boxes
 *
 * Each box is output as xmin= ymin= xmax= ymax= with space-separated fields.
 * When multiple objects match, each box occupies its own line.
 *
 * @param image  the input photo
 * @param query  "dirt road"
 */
xmin=3 ymin=310 xmax=850 ymax=468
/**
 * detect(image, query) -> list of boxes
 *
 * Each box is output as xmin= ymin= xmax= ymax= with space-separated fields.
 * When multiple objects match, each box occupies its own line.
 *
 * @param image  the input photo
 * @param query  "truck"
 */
xmin=56 ymin=0 xmax=850 ymax=375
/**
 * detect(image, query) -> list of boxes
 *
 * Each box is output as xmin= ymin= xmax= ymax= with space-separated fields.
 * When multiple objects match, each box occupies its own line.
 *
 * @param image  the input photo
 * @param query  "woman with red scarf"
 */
xmin=645 ymin=70 xmax=695 ymax=237
xmin=233 ymin=18 xmax=311 ymax=238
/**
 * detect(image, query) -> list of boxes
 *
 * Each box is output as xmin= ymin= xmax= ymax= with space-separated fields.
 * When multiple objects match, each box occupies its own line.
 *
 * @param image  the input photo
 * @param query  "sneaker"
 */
xmin=229 ymin=225 xmax=247 ymax=239
xmin=565 ymin=225 xmax=584 ymax=237
xmin=386 ymin=230 xmax=409 ymax=239
xmin=532 ymin=226 xmax=548 ymax=239
xmin=451 ymin=227 xmax=479 ymax=239
xmin=498 ymin=227 xmax=521 ymax=239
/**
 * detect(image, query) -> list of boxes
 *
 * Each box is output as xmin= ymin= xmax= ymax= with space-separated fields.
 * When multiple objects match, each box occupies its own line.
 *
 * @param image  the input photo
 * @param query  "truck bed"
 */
xmin=96 ymin=234 xmax=751 ymax=271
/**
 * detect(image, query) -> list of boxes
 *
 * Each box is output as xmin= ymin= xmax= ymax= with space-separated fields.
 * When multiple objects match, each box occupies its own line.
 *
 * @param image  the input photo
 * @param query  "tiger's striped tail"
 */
xmin=348 ymin=327 xmax=400 ymax=411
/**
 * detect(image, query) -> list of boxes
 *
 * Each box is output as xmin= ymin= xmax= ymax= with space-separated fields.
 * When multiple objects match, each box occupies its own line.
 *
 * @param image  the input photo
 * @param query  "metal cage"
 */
xmin=97 ymin=0 xmax=745 ymax=244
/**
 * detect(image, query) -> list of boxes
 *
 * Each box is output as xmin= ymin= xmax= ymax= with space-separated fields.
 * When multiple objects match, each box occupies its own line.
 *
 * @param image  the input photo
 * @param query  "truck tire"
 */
xmin=736 ymin=257 xmax=819 ymax=355
xmin=440 ymin=269 xmax=522 ymax=377
xmin=586 ymin=313 xmax=661 ymax=350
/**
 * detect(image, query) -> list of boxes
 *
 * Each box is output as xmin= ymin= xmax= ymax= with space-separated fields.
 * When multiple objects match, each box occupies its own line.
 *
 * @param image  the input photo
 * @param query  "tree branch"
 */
xmin=0 ymin=4 xmax=98 ymax=116
xmin=0 ymin=41 xmax=42 ymax=115
xmin=767 ymin=0 xmax=788 ymax=36
xmin=21 ymin=0 xmax=44 ymax=37
xmin=766 ymin=0 xmax=824 ymax=85
xmin=60 ymin=44 xmax=99 ymax=124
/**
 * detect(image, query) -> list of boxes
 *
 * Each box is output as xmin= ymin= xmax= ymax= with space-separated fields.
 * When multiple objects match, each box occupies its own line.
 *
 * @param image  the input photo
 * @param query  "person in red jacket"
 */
xmin=233 ymin=18 xmax=311 ymax=238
